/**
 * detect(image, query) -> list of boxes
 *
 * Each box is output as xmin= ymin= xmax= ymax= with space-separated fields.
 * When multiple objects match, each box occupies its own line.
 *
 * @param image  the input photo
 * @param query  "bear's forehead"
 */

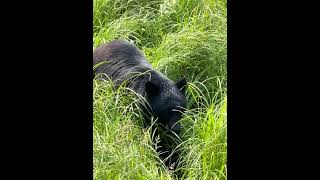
xmin=159 ymin=82 xmax=184 ymax=105
xmin=160 ymin=82 xmax=178 ymax=95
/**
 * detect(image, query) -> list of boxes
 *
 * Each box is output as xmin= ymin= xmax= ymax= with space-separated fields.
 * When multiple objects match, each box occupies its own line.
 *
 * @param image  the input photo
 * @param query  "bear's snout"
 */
xmin=171 ymin=123 xmax=181 ymax=133
xmin=168 ymin=120 xmax=181 ymax=134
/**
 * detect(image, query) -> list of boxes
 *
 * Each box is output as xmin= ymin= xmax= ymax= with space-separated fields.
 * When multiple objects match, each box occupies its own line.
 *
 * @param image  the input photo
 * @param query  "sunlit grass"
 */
xmin=93 ymin=0 xmax=227 ymax=179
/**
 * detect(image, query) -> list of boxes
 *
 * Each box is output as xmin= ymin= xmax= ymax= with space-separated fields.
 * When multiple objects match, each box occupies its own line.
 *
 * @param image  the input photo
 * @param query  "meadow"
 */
xmin=93 ymin=0 xmax=227 ymax=179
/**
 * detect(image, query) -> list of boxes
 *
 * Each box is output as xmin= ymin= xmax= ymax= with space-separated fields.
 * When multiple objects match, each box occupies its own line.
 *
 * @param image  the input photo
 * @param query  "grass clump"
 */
xmin=94 ymin=79 xmax=174 ymax=179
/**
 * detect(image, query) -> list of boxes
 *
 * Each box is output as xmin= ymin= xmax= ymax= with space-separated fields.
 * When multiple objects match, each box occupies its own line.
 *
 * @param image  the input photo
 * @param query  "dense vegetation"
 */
xmin=93 ymin=0 xmax=227 ymax=179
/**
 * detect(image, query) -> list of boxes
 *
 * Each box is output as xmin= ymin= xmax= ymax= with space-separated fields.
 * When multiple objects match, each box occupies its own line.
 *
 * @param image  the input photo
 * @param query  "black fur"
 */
xmin=93 ymin=40 xmax=187 ymax=172
xmin=93 ymin=40 xmax=187 ymax=133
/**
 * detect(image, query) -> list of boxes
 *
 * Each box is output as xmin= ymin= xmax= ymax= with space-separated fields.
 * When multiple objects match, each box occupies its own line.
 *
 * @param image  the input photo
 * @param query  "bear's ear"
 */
xmin=176 ymin=78 xmax=187 ymax=93
xmin=145 ymin=81 xmax=159 ymax=97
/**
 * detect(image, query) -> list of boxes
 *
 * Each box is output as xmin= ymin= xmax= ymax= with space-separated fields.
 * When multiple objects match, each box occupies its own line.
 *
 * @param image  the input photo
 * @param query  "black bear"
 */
xmin=93 ymin=40 xmax=187 ymax=134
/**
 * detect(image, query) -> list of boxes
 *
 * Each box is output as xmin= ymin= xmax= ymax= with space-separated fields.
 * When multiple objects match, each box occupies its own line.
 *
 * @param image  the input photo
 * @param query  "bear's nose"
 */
xmin=171 ymin=123 xmax=181 ymax=133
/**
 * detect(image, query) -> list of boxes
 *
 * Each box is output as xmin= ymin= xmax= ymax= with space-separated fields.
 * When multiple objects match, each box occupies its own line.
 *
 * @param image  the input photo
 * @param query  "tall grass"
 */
xmin=93 ymin=0 xmax=227 ymax=179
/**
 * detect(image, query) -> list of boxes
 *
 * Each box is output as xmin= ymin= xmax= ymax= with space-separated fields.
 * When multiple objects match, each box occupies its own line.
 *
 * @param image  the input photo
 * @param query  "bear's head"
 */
xmin=145 ymin=77 xmax=187 ymax=134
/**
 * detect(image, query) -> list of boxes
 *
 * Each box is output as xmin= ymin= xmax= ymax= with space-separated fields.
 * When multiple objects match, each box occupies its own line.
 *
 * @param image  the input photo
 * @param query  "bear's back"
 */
xmin=93 ymin=40 xmax=156 ymax=94
xmin=93 ymin=40 xmax=151 ymax=68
